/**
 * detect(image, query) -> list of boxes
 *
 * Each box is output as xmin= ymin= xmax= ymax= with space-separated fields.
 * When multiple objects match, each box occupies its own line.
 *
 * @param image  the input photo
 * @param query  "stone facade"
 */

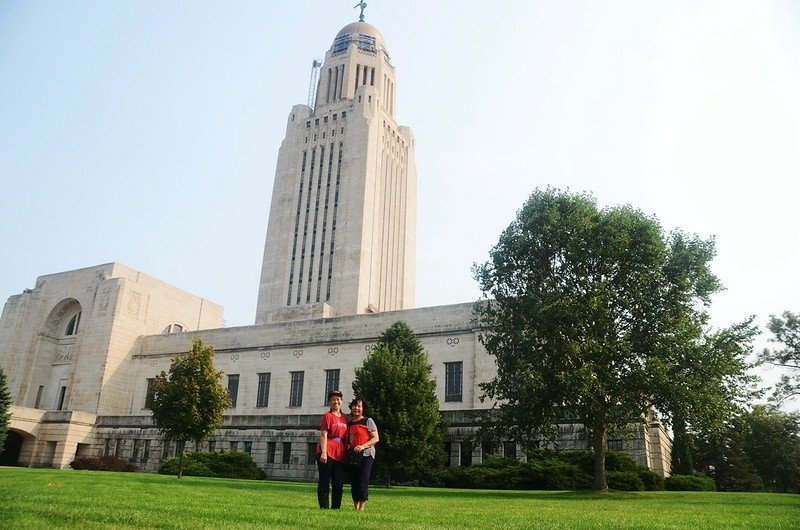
xmin=256 ymin=21 xmax=416 ymax=325
xmin=0 ymin=18 xmax=672 ymax=479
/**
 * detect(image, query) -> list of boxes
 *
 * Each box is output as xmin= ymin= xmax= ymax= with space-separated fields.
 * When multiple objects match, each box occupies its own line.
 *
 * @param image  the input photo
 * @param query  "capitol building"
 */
xmin=0 ymin=16 xmax=671 ymax=480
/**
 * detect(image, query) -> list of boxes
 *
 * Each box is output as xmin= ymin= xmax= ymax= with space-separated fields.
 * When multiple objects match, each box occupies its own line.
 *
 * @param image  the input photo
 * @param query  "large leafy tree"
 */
xmin=352 ymin=321 xmax=445 ymax=486
xmin=663 ymin=319 xmax=761 ymax=475
xmin=473 ymin=188 xmax=748 ymax=490
xmin=150 ymin=339 xmax=230 ymax=478
xmin=694 ymin=405 xmax=800 ymax=493
xmin=0 ymin=365 xmax=11 ymax=450
xmin=759 ymin=311 xmax=800 ymax=405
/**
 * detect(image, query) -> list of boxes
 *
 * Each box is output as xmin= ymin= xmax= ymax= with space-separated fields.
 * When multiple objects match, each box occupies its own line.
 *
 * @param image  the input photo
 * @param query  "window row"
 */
xmin=144 ymin=361 xmax=465 ymax=410
xmin=144 ymin=369 xmax=342 ymax=410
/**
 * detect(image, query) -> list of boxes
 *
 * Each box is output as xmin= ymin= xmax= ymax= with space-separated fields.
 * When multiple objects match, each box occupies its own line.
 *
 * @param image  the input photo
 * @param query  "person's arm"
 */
xmin=357 ymin=421 xmax=379 ymax=452
xmin=319 ymin=414 xmax=329 ymax=463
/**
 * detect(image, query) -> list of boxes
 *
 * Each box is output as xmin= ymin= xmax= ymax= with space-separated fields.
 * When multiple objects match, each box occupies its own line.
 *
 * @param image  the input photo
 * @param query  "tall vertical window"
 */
xmin=65 ymin=311 xmax=81 ymax=336
xmin=243 ymin=441 xmax=252 ymax=455
xmin=307 ymin=442 xmax=317 ymax=465
xmin=324 ymin=369 xmax=340 ymax=404
xmin=56 ymin=385 xmax=67 ymax=410
xmin=289 ymin=371 xmax=304 ymax=407
xmin=503 ymin=441 xmax=517 ymax=459
xmin=142 ymin=440 xmax=151 ymax=461
xmin=34 ymin=385 xmax=44 ymax=409
xmin=460 ymin=442 xmax=473 ymax=467
xmin=256 ymin=373 xmax=271 ymax=408
xmin=144 ymin=378 xmax=155 ymax=409
xmin=227 ymin=374 xmax=240 ymax=408
xmin=444 ymin=362 xmax=463 ymax=402
xmin=208 ymin=440 xmax=216 ymax=452
xmin=267 ymin=442 xmax=276 ymax=463
xmin=282 ymin=442 xmax=292 ymax=464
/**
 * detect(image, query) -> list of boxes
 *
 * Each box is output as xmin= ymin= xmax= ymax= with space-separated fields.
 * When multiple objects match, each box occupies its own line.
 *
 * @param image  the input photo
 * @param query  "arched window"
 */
xmin=65 ymin=312 xmax=81 ymax=336
xmin=161 ymin=323 xmax=184 ymax=334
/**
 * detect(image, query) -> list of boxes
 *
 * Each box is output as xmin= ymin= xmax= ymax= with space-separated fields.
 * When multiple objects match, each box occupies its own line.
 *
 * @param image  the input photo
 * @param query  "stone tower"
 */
xmin=255 ymin=20 xmax=416 ymax=324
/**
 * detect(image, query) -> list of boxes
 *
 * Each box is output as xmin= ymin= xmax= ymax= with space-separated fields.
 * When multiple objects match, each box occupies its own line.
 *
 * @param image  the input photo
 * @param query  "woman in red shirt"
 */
xmin=317 ymin=389 xmax=347 ymax=509
xmin=346 ymin=396 xmax=379 ymax=511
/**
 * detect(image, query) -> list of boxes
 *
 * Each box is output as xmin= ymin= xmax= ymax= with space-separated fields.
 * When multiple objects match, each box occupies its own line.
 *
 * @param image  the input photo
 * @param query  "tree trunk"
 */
xmin=592 ymin=423 xmax=608 ymax=491
xmin=177 ymin=440 xmax=185 ymax=479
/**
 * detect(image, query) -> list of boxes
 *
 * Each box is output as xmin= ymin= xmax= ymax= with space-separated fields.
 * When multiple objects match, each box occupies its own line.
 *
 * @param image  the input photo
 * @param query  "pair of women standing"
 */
xmin=316 ymin=390 xmax=378 ymax=511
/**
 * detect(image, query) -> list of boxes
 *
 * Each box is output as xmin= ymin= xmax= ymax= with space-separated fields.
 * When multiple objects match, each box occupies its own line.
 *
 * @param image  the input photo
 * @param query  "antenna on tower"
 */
xmin=307 ymin=59 xmax=321 ymax=109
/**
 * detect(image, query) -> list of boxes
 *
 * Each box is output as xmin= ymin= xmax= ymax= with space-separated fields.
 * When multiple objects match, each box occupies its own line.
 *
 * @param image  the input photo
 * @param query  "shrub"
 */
xmin=418 ymin=456 xmax=592 ymax=491
xmin=665 ymin=474 xmax=716 ymax=491
xmin=638 ymin=468 xmax=665 ymax=491
xmin=607 ymin=471 xmax=644 ymax=491
xmin=70 ymin=456 xmax=138 ymax=472
xmin=158 ymin=451 xmax=266 ymax=480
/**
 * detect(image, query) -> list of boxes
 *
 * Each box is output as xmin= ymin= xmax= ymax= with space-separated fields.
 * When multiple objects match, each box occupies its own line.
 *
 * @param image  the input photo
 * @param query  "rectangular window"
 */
xmin=208 ymin=440 xmax=216 ymax=452
xmin=503 ymin=441 xmax=517 ymax=459
xmin=307 ymin=442 xmax=317 ymax=465
xmin=131 ymin=439 xmax=141 ymax=462
xmin=230 ymin=441 xmax=238 ymax=451
xmin=460 ymin=442 xmax=472 ymax=467
xmin=482 ymin=442 xmax=498 ymax=461
xmin=243 ymin=441 xmax=252 ymax=455
xmin=256 ymin=372 xmax=271 ymax=408
xmin=444 ymin=362 xmax=463 ymax=402
xmin=282 ymin=442 xmax=292 ymax=464
xmin=142 ymin=439 xmax=151 ymax=462
xmin=324 ymin=369 xmax=340 ymax=405
xmin=104 ymin=439 xmax=112 ymax=456
xmin=227 ymin=374 xmax=239 ymax=408
xmin=289 ymin=371 xmax=304 ymax=407
xmin=144 ymin=378 xmax=155 ymax=409
xmin=608 ymin=439 xmax=624 ymax=451
xmin=267 ymin=442 xmax=276 ymax=463
xmin=162 ymin=440 xmax=171 ymax=460
xmin=444 ymin=442 xmax=452 ymax=467
xmin=56 ymin=385 xmax=67 ymax=410
xmin=34 ymin=385 xmax=44 ymax=409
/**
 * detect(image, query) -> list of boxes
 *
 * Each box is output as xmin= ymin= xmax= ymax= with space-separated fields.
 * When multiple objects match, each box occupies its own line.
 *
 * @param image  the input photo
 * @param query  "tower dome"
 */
xmin=332 ymin=21 xmax=387 ymax=53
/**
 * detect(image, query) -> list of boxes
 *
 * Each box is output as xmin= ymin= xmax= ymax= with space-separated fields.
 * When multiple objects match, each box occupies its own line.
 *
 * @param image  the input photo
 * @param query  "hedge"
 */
xmin=70 ymin=456 xmax=138 ymax=472
xmin=665 ymin=473 xmax=717 ymax=491
xmin=159 ymin=450 xmax=266 ymax=480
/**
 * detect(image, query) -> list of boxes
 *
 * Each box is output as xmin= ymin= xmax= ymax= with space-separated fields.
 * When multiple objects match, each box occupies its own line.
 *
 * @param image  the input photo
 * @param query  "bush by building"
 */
xmin=665 ymin=474 xmax=717 ymax=491
xmin=70 ymin=456 xmax=138 ymax=472
xmin=418 ymin=451 xmax=663 ymax=491
xmin=158 ymin=450 xmax=266 ymax=480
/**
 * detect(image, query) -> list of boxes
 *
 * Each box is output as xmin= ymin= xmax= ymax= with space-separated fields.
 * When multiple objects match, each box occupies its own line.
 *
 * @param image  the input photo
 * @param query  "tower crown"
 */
xmin=332 ymin=22 xmax=387 ymax=55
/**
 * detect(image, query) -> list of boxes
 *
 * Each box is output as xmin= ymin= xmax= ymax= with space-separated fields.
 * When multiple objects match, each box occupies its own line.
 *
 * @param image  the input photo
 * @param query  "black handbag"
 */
xmin=347 ymin=448 xmax=364 ymax=466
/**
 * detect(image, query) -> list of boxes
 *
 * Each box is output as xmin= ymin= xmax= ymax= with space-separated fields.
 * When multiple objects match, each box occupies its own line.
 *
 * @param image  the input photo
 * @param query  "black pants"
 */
xmin=317 ymin=456 xmax=345 ymax=509
xmin=349 ymin=456 xmax=374 ymax=502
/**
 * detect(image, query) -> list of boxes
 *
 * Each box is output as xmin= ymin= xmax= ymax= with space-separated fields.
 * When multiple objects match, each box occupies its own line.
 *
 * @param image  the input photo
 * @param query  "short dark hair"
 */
xmin=328 ymin=389 xmax=343 ymax=399
xmin=349 ymin=396 xmax=368 ymax=415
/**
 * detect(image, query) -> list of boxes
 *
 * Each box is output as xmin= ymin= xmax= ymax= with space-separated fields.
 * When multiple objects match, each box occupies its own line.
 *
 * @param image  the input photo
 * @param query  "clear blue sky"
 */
xmin=1 ymin=1 xmax=798 ymax=388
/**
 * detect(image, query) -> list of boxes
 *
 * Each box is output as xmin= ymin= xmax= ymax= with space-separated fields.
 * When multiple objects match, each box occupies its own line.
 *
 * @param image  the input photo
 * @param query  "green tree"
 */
xmin=665 ymin=319 xmax=761 ymax=475
xmin=473 ymin=188 xmax=744 ymax=491
xmin=150 ymin=339 xmax=230 ymax=479
xmin=352 ymin=322 xmax=445 ymax=485
xmin=694 ymin=405 xmax=800 ymax=492
xmin=0 ymin=365 xmax=11 ymax=450
xmin=760 ymin=311 xmax=800 ymax=405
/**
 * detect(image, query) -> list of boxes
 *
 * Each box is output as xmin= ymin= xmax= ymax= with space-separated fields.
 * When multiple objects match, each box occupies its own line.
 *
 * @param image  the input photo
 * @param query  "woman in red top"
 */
xmin=346 ymin=396 xmax=379 ymax=511
xmin=317 ymin=389 xmax=347 ymax=509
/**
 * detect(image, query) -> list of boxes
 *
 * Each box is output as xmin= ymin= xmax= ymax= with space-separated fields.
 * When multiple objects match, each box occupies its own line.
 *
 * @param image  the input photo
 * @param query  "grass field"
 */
xmin=0 ymin=467 xmax=798 ymax=529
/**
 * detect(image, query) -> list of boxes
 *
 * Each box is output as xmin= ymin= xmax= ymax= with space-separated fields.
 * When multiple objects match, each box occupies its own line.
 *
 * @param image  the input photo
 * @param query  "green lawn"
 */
xmin=0 ymin=467 xmax=797 ymax=529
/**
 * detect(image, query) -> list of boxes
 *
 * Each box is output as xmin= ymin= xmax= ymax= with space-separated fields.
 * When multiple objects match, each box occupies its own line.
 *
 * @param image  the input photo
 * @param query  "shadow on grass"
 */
xmin=372 ymin=486 xmax=645 ymax=502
